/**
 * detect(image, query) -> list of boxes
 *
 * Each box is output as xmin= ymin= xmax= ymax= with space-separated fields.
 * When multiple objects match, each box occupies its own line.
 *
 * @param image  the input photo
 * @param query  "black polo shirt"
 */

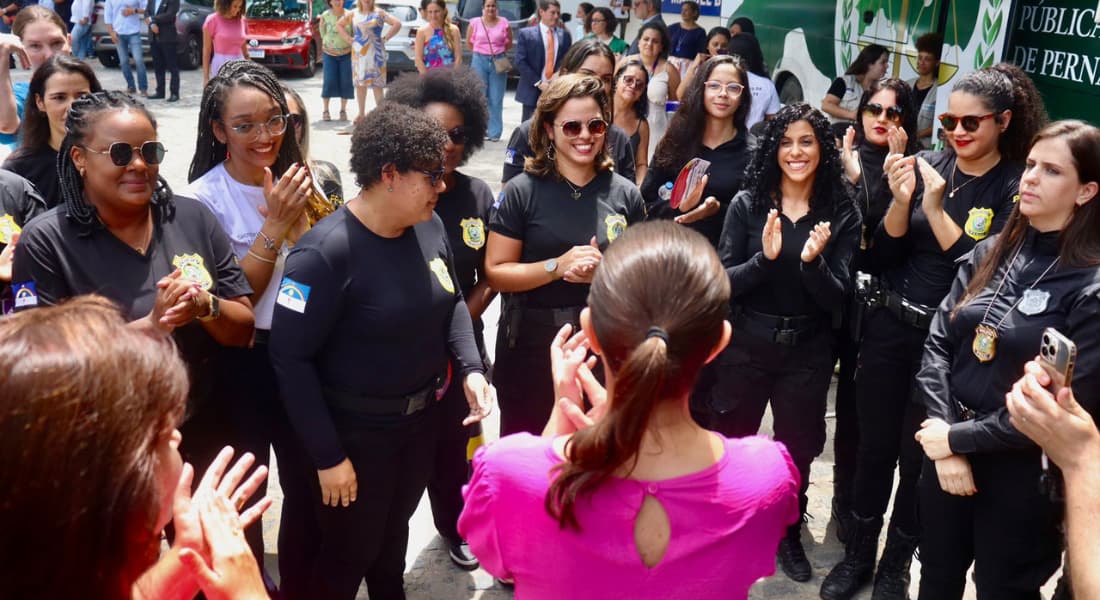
xmin=502 ymin=119 xmax=637 ymax=185
xmin=3 ymin=147 xmax=59 ymax=210
xmin=490 ymin=169 xmax=646 ymax=309
xmin=434 ymin=171 xmax=494 ymax=298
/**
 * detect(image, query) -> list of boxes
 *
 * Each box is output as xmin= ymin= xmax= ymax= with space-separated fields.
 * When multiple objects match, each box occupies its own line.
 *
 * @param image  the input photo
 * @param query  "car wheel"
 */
xmin=98 ymin=51 xmax=120 ymax=68
xmin=301 ymin=43 xmax=317 ymax=77
xmin=179 ymin=33 xmax=201 ymax=70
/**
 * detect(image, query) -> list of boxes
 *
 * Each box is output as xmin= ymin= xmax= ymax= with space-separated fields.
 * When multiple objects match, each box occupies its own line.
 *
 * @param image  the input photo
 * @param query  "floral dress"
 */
xmin=423 ymin=28 xmax=455 ymax=69
xmin=352 ymin=9 xmax=386 ymax=88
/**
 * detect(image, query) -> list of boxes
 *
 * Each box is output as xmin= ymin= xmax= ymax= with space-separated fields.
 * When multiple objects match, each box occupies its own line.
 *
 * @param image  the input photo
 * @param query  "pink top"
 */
xmin=203 ymin=13 xmax=247 ymax=55
xmin=468 ymin=16 xmax=509 ymax=56
xmin=458 ymin=433 xmax=800 ymax=600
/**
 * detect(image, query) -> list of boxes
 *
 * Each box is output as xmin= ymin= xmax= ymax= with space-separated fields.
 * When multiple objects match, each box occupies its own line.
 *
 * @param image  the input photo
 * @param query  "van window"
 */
xmin=379 ymin=3 xmax=416 ymax=21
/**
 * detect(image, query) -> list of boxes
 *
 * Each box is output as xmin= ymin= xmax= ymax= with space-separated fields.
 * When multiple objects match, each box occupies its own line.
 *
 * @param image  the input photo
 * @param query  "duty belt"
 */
xmin=881 ymin=290 xmax=935 ymax=330
xmin=324 ymin=379 xmax=440 ymax=417
xmin=734 ymin=307 xmax=821 ymax=346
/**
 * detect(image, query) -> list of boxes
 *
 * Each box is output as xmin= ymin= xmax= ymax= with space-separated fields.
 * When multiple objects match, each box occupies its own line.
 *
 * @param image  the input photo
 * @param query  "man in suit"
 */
xmin=514 ymin=0 xmax=571 ymax=122
xmin=626 ymin=0 xmax=664 ymax=55
xmin=146 ymin=0 xmax=179 ymax=101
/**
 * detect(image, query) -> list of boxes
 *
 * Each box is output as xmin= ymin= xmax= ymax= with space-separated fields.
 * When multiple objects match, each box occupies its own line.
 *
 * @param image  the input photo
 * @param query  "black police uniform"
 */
xmin=850 ymin=151 xmax=1019 ymax=541
xmin=639 ymin=130 xmax=750 ymax=249
xmin=268 ymin=209 xmax=485 ymax=600
xmin=11 ymin=197 xmax=253 ymax=473
xmin=426 ymin=171 xmax=493 ymax=551
xmin=0 ymin=168 xmax=46 ymax=312
xmin=2 ymin=147 xmax=59 ymax=210
xmin=915 ymin=229 xmax=1100 ymax=599
xmin=490 ymin=169 xmax=645 ymax=436
xmin=501 ymin=119 xmax=637 ymax=185
xmin=712 ymin=189 xmax=861 ymax=529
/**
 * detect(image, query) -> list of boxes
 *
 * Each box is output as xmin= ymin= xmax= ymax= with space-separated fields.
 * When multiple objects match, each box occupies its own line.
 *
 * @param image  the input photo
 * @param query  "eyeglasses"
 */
xmin=938 ymin=112 xmax=996 ymax=133
xmin=703 ymin=80 xmax=744 ymax=97
xmin=416 ymin=166 xmax=446 ymax=186
xmin=554 ymin=118 xmax=608 ymax=137
xmin=619 ymin=75 xmax=646 ymax=89
xmin=224 ymin=114 xmax=290 ymax=139
xmin=863 ymin=102 xmax=904 ymax=123
xmin=81 ymin=141 xmax=166 ymax=167
xmin=445 ymin=126 xmax=468 ymax=145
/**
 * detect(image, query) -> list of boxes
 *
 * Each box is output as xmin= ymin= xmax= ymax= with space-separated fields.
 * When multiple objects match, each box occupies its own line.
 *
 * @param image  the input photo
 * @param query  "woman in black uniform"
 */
xmin=913 ymin=120 xmax=1100 ymax=598
xmin=829 ymin=78 xmax=920 ymax=541
xmin=10 ymin=90 xmax=255 ymax=492
xmin=713 ymin=102 xmax=861 ymax=582
xmin=386 ymin=66 xmax=494 ymax=571
xmin=820 ymin=63 xmax=1046 ymax=600
xmin=642 ymin=54 xmax=751 ymax=247
xmin=268 ymin=102 xmax=493 ymax=600
xmin=486 ymin=73 xmax=646 ymax=437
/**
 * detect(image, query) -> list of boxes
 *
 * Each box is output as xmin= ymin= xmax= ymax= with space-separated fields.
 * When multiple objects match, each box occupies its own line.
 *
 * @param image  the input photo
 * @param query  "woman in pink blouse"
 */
xmin=459 ymin=220 xmax=801 ymax=599
xmin=465 ymin=0 xmax=511 ymax=141
xmin=202 ymin=0 xmax=248 ymax=84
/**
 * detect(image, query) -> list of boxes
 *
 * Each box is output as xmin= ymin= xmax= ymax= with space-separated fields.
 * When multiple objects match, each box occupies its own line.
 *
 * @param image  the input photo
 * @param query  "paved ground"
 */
xmin=12 ymin=61 xmax=1062 ymax=599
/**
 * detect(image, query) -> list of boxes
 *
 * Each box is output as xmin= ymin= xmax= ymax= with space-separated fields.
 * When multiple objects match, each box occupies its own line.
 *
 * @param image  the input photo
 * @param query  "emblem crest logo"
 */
xmin=604 ymin=214 xmax=627 ymax=242
xmin=429 ymin=257 xmax=455 ymax=294
xmin=0 ymin=213 xmax=20 ymax=245
xmin=964 ymin=207 xmax=995 ymax=240
xmin=1018 ymin=289 xmax=1051 ymax=316
xmin=460 ymin=218 xmax=485 ymax=250
xmin=171 ymin=254 xmax=213 ymax=291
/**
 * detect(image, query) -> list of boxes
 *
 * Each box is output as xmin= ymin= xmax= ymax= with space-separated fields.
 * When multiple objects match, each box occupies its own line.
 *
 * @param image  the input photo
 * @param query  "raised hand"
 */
xmin=260 ymin=163 xmax=311 ymax=240
xmin=886 ymin=124 xmax=909 ymax=155
xmin=0 ymin=230 xmax=19 ymax=282
xmin=800 ymin=221 xmax=831 ymax=263
xmin=177 ymin=494 xmax=268 ymax=600
xmin=840 ymin=126 xmax=860 ymax=184
xmin=916 ymin=156 xmax=947 ymax=214
xmin=560 ymin=236 xmax=601 ymax=283
xmin=885 ymin=154 xmax=917 ymax=204
xmin=761 ymin=208 xmax=782 ymax=260
xmin=678 ymin=173 xmax=709 ymax=213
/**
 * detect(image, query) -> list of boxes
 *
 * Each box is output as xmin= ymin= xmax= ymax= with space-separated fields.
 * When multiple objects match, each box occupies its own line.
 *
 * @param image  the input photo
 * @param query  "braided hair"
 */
xmin=188 ymin=60 xmax=303 ymax=183
xmin=58 ymin=91 xmax=175 ymax=237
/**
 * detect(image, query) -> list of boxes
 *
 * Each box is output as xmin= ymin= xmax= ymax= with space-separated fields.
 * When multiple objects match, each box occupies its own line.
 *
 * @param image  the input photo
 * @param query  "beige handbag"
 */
xmin=481 ymin=20 xmax=512 ymax=73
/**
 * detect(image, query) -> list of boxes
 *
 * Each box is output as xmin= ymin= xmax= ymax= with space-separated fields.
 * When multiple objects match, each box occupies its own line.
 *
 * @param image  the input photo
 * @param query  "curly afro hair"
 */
xmin=350 ymin=102 xmax=448 ymax=189
xmin=385 ymin=66 xmax=488 ymax=166
xmin=741 ymin=103 xmax=853 ymax=215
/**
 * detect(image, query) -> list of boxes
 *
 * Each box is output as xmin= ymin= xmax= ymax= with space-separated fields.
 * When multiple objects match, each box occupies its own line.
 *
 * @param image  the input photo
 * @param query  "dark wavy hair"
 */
xmin=845 ymin=43 xmax=888 ymax=76
xmin=652 ymin=55 xmax=750 ymax=171
xmin=586 ymin=6 xmax=616 ymax=37
xmin=854 ymin=78 xmax=920 ymax=154
xmin=526 ymin=74 xmax=613 ymax=178
xmin=614 ymin=60 xmax=648 ymax=120
xmin=726 ymin=31 xmax=766 ymax=77
xmin=950 ymin=62 xmax=1047 ymax=163
xmin=350 ymin=102 xmax=448 ymax=189
xmin=742 ymin=103 xmax=851 ymax=214
xmin=385 ymin=66 xmax=488 ymax=166
xmin=559 ymin=36 xmax=616 ymax=76
xmin=546 ymin=221 xmax=730 ymax=530
xmin=19 ymin=55 xmax=101 ymax=153
xmin=59 ymin=92 xmax=175 ymax=237
xmin=636 ymin=21 xmax=669 ymax=60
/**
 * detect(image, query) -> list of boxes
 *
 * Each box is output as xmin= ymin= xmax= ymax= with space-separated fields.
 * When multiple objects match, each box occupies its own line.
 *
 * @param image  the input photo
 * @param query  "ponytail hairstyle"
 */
xmin=59 ymin=91 xmax=175 ymax=237
xmin=952 ymin=120 xmax=1100 ymax=317
xmin=950 ymin=62 xmax=1047 ymax=163
xmin=545 ymin=221 xmax=731 ymax=530
xmin=20 ymin=54 xmax=101 ymax=153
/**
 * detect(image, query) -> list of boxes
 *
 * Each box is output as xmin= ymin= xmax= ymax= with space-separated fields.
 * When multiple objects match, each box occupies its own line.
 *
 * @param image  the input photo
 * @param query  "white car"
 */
xmin=379 ymin=0 xmax=426 ymax=76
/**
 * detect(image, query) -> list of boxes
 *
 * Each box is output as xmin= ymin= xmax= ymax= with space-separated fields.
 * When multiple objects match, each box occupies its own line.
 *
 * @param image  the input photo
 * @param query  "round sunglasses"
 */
xmin=863 ymin=102 xmax=904 ymax=124
xmin=81 ymin=141 xmax=166 ymax=167
xmin=938 ymin=112 xmax=996 ymax=133
xmin=553 ymin=118 xmax=608 ymax=138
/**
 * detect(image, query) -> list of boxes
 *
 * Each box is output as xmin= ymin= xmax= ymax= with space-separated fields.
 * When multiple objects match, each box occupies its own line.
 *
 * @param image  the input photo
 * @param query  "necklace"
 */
xmin=972 ymin=244 xmax=1059 ymax=363
xmin=563 ymin=177 xmax=583 ymax=200
xmin=132 ymin=212 xmax=154 ymax=255
xmin=948 ymin=161 xmax=983 ymax=198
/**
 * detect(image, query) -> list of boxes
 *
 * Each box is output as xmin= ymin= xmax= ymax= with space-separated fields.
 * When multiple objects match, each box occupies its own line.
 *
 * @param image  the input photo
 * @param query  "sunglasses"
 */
xmin=82 ymin=141 xmax=166 ymax=167
xmin=416 ymin=166 xmax=446 ymax=186
xmin=863 ymin=102 xmax=904 ymax=123
xmin=445 ymin=126 xmax=467 ymax=145
xmin=620 ymin=75 xmax=646 ymax=89
xmin=225 ymin=114 xmax=290 ymax=139
xmin=938 ymin=112 xmax=996 ymax=133
xmin=703 ymin=80 xmax=744 ymax=97
xmin=554 ymin=118 xmax=608 ymax=137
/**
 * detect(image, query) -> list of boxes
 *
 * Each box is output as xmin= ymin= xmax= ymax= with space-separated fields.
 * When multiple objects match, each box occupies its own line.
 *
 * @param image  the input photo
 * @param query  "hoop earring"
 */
xmin=546 ymin=144 xmax=556 ymax=161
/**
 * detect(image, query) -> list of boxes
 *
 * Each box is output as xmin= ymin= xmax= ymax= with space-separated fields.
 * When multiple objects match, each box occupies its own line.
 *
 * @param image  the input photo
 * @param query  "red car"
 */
xmin=245 ymin=0 xmax=323 ymax=76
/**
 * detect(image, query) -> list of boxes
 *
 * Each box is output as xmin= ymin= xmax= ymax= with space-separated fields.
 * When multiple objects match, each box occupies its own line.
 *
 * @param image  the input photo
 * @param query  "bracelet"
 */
xmin=246 ymin=249 xmax=276 ymax=264
xmin=256 ymin=229 xmax=277 ymax=251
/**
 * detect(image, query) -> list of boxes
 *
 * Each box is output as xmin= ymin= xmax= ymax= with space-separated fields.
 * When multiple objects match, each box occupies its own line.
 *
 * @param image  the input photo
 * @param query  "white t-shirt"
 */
xmin=746 ymin=71 xmax=781 ymax=131
xmin=184 ymin=162 xmax=285 ymax=330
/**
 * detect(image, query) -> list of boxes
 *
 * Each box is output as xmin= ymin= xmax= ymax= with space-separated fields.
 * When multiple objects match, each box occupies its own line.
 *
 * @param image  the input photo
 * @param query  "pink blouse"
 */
xmin=468 ymin=16 xmax=509 ymax=56
xmin=204 ymin=13 xmax=247 ymax=55
xmin=458 ymin=433 xmax=800 ymax=600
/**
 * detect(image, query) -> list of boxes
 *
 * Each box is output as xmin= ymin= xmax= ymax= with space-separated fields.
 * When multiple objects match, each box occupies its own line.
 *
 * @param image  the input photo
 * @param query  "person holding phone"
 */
xmin=911 ymin=119 xmax=1100 ymax=599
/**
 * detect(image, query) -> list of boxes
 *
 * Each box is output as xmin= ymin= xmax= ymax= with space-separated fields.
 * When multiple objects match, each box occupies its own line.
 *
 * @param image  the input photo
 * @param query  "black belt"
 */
xmin=519 ymin=305 xmax=583 ymax=329
xmin=881 ymin=290 xmax=935 ymax=330
xmin=734 ymin=307 xmax=821 ymax=346
xmin=253 ymin=328 xmax=270 ymax=346
xmin=323 ymin=380 xmax=439 ymax=417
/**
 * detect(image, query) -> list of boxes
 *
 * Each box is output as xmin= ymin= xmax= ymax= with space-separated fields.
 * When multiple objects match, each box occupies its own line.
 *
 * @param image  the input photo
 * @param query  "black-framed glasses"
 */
xmin=445 ymin=126 xmax=467 ymax=145
xmin=416 ymin=166 xmax=446 ymax=186
xmin=703 ymin=80 xmax=745 ymax=97
xmin=620 ymin=75 xmax=646 ymax=89
xmin=863 ymin=102 xmax=904 ymax=123
xmin=554 ymin=118 xmax=608 ymax=137
xmin=82 ymin=141 xmax=166 ymax=166
xmin=224 ymin=114 xmax=290 ymax=139
xmin=938 ymin=112 xmax=996 ymax=133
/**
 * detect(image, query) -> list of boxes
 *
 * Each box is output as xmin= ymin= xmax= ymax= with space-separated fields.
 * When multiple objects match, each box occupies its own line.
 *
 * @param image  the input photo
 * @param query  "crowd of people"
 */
xmin=0 ymin=3 xmax=1098 ymax=600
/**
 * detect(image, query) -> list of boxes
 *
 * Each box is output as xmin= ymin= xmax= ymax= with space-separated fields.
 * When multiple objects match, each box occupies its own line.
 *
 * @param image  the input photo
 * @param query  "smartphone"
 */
xmin=1038 ymin=327 xmax=1076 ymax=396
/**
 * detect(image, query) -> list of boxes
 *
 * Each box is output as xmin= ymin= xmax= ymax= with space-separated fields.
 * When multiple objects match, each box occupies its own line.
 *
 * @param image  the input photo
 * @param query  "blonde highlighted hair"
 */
xmin=524 ymin=74 xmax=614 ymax=178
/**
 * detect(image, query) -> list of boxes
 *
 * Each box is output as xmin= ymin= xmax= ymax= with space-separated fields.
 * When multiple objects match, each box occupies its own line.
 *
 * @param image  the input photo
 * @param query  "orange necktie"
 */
xmin=544 ymin=28 xmax=555 ymax=79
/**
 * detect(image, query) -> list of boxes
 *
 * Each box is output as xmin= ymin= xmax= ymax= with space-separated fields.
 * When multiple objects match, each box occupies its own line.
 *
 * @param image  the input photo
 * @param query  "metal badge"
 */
xmin=1018 ymin=289 xmax=1051 ymax=316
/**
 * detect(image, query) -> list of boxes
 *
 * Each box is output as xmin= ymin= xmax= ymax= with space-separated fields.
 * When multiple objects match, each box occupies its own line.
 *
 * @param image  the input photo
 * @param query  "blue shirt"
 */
xmin=104 ymin=0 xmax=143 ymax=35
xmin=0 ymin=81 xmax=28 ymax=148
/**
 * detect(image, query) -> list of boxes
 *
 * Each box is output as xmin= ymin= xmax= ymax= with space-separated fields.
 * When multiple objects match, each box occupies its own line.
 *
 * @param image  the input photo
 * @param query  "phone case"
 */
xmin=669 ymin=158 xmax=711 ymax=210
xmin=1039 ymin=327 xmax=1077 ymax=394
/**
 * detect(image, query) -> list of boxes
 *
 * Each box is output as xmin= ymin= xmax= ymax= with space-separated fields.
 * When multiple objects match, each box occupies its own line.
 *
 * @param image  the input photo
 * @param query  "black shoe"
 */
xmin=820 ymin=514 xmax=883 ymax=600
xmin=447 ymin=539 xmax=479 ymax=570
xmin=777 ymin=532 xmax=812 ymax=582
xmin=148 ymin=92 xmax=165 ymax=99
xmin=832 ymin=495 xmax=855 ymax=545
xmin=871 ymin=527 xmax=917 ymax=600
xmin=167 ymin=94 xmax=180 ymax=102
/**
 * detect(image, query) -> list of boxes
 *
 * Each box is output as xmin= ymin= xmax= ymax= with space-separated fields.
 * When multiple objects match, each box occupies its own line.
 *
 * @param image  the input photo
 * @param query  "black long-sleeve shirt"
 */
xmin=871 ymin=150 xmax=1020 ymax=306
xmin=851 ymin=143 xmax=892 ymax=272
xmin=641 ymin=132 xmax=750 ymax=248
xmin=718 ymin=190 xmax=861 ymax=318
xmin=268 ymin=209 xmax=485 ymax=469
xmin=917 ymin=229 xmax=1100 ymax=455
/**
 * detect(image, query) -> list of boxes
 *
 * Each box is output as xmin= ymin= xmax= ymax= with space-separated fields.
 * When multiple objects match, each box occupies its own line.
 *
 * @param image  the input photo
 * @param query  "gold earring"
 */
xmin=387 ymin=185 xmax=394 ymax=192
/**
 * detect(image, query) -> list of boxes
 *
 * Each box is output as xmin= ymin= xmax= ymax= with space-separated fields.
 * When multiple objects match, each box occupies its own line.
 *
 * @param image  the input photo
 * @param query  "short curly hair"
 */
xmin=525 ymin=74 xmax=613 ymax=178
xmin=350 ymin=102 xmax=448 ymax=189
xmin=385 ymin=67 xmax=488 ymax=166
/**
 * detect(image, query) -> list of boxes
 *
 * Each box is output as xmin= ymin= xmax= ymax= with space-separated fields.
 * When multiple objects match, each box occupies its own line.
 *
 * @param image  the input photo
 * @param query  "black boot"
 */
xmin=820 ymin=514 xmax=883 ymax=600
xmin=832 ymin=465 xmax=855 ymax=545
xmin=777 ymin=521 xmax=813 ymax=582
xmin=871 ymin=527 xmax=917 ymax=600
